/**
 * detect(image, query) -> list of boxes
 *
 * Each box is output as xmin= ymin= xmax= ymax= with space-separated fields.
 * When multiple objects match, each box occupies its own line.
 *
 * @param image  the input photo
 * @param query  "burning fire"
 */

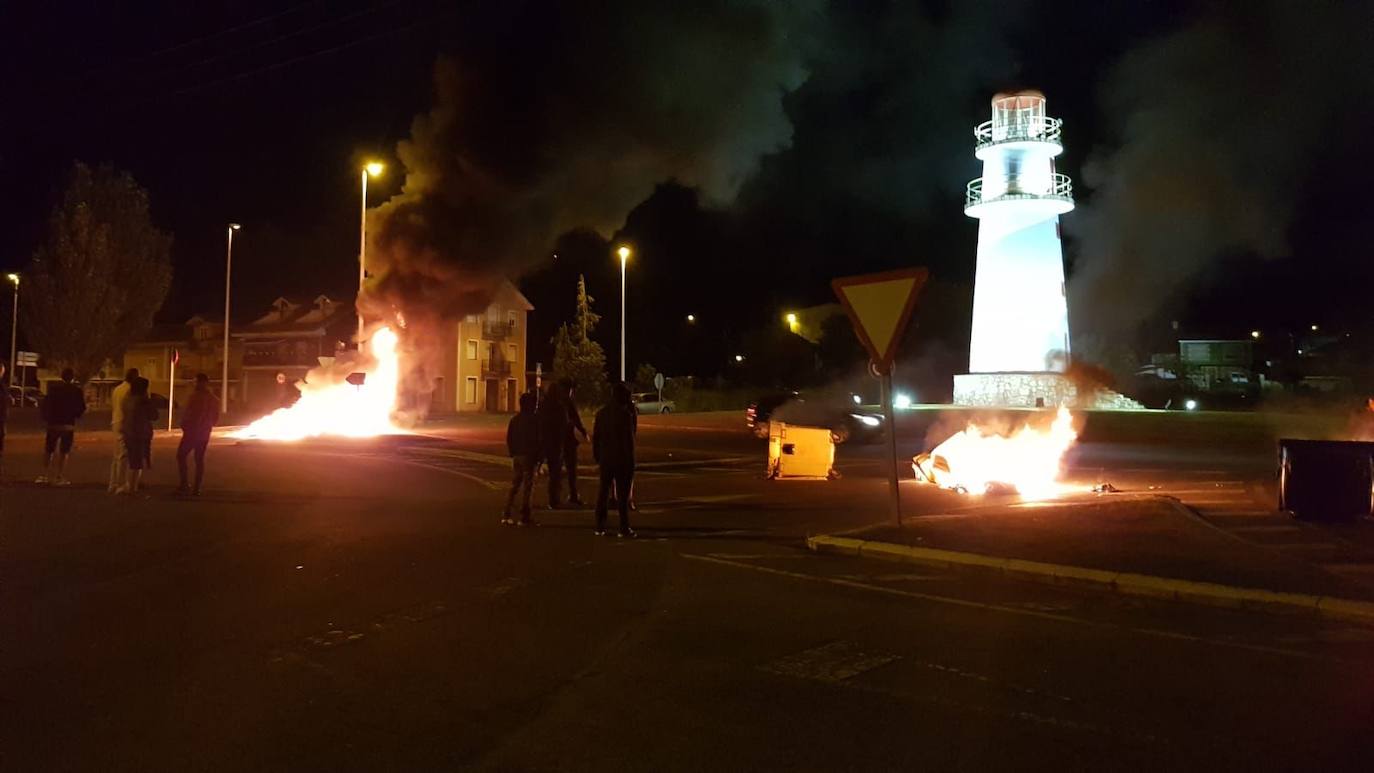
xmin=233 ymin=327 xmax=403 ymax=441
xmin=913 ymin=406 xmax=1078 ymax=499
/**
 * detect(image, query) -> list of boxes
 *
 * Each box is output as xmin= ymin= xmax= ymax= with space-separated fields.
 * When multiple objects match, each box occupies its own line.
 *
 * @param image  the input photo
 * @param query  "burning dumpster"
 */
xmin=1278 ymin=439 xmax=1374 ymax=523
xmin=767 ymin=422 xmax=836 ymax=480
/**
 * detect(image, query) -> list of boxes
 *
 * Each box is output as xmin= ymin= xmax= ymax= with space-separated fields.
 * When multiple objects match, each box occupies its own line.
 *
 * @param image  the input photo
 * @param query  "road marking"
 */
xmin=761 ymin=640 xmax=900 ymax=682
xmin=399 ymin=460 xmax=506 ymax=490
xmin=680 ymin=553 xmax=1342 ymax=662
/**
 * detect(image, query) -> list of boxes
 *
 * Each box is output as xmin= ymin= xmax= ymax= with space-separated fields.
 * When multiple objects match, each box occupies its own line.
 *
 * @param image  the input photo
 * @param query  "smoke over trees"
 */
xmin=363 ymin=0 xmax=823 ymax=330
xmin=1069 ymin=0 xmax=1374 ymax=351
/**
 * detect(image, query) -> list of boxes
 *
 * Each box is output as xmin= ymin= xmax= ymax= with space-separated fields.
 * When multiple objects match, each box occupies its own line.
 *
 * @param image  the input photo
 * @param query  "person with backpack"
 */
xmin=37 ymin=367 xmax=86 ymax=486
xmin=176 ymin=373 xmax=220 ymax=496
xmin=502 ymin=391 xmax=542 ymax=525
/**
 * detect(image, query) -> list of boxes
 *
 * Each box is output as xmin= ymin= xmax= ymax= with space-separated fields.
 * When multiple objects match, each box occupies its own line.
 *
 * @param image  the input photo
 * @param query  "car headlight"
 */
xmin=851 ymin=414 xmax=881 ymax=427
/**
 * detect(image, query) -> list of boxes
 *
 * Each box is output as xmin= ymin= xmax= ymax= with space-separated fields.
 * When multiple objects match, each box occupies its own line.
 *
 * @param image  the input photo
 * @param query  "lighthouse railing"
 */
xmin=974 ymin=115 xmax=1062 ymax=150
xmin=965 ymin=173 xmax=1073 ymax=209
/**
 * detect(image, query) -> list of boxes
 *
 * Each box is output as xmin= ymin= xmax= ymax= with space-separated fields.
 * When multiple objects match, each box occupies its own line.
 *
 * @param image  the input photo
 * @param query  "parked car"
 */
xmin=632 ymin=392 xmax=675 ymax=414
xmin=746 ymin=391 xmax=884 ymax=444
xmin=8 ymin=385 xmax=39 ymax=408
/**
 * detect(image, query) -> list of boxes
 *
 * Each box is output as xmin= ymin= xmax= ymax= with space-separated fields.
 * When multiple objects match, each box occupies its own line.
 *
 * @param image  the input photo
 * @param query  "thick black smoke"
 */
xmin=1069 ymin=0 xmax=1374 ymax=351
xmin=364 ymin=1 xmax=821 ymax=327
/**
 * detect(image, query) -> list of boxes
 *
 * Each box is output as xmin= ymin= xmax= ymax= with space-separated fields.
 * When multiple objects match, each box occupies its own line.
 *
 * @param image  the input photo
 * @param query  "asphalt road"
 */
xmin=4 ymin=412 xmax=1373 ymax=771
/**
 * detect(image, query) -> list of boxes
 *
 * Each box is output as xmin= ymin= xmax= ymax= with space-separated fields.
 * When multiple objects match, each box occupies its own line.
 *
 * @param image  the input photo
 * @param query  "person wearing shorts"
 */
xmin=119 ymin=377 xmax=157 ymax=495
xmin=38 ymin=368 xmax=86 ymax=486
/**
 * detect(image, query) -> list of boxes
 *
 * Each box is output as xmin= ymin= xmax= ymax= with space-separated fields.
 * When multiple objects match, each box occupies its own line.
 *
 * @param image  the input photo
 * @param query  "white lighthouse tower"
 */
xmin=954 ymin=91 xmax=1078 ymax=408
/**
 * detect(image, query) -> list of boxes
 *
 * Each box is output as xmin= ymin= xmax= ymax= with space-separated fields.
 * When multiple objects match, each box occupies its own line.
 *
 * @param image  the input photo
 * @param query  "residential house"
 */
xmin=121 ymin=314 xmax=239 ymax=406
xmin=233 ymin=295 xmax=354 ymax=412
xmin=437 ymin=281 xmax=533 ymax=413
xmin=1178 ymin=339 xmax=1255 ymax=392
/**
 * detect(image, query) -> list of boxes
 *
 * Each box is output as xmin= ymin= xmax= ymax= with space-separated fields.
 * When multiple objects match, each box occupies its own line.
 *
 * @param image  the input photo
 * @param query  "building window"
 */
xmin=465 ymin=377 xmax=477 ymax=404
xmin=466 ymin=339 xmax=478 ymax=360
xmin=507 ymin=310 xmax=517 ymax=328
xmin=506 ymin=343 xmax=517 ymax=362
xmin=464 ymin=314 xmax=479 ymax=323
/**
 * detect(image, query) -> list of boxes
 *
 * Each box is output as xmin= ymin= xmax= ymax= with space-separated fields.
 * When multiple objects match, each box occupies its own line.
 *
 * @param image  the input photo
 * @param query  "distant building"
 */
xmin=437 ymin=281 xmax=533 ymax=413
xmin=122 ymin=314 xmax=240 ymax=404
xmin=1178 ymin=339 xmax=1254 ymax=391
xmin=233 ymin=295 xmax=353 ymax=412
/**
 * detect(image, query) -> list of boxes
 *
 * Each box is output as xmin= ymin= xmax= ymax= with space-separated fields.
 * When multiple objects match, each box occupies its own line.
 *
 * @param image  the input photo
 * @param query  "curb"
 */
xmin=806 ymin=534 xmax=1374 ymax=626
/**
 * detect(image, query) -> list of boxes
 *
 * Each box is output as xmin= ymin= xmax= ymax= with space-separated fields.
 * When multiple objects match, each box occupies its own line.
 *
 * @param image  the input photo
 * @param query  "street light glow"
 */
xmin=365 ymin=161 xmax=385 ymax=177
xmin=617 ymin=245 xmax=631 ymax=262
xmin=1250 ymin=330 xmax=1261 ymax=339
xmin=5 ymin=273 xmax=17 ymax=285
xmin=734 ymin=354 xmax=744 ymax=363
xmin=1310 ymin=324 xmax=1319 ymax=331
xmin=785 ymin=312 xmax=798 ymax=330
xmin=686 ymin=314 xmax=695 ymax=323
xmin=229 ymin=223 xmax=241 ymax=230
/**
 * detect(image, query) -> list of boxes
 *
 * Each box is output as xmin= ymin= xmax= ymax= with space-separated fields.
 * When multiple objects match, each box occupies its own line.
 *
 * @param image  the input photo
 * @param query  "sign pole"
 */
xmin=878 ymin=362 xmax=902 ymax=527
xmin=168 ymin=350 xmax=176 ymax=432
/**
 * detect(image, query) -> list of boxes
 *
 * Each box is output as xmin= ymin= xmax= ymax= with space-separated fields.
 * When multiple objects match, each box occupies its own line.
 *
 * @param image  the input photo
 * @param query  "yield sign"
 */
xmin=831 ymin=267 xmax=929 ymax=372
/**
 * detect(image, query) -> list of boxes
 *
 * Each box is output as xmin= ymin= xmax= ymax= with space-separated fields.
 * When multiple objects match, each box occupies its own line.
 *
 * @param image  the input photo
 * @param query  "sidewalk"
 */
xmin=811 ymin=493 xmax=1374 ymax=622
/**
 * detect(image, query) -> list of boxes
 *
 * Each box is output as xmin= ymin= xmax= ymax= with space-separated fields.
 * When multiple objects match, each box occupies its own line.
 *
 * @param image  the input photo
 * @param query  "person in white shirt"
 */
xmin=108 ymin=368 xmax=137 ymax=493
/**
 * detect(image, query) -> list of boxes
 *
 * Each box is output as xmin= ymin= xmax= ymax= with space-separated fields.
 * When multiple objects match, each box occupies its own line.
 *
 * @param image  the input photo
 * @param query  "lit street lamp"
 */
xmin=785 ymin=312 xmax=799 ymax=332
xmin=1250 ymin=330 xmax=1261 ymax=340
xmin=359 ymin=161 xmax=385 ymax=349
xmin=686 ymin=313 xmax=696 ymax=323
xmin=617 ymin=245 xmax=631 ymax=382
xmin=222 ymin=224 xmax=241 ymax=414
xmin=7 ymin=272 xmax=18 ymax=388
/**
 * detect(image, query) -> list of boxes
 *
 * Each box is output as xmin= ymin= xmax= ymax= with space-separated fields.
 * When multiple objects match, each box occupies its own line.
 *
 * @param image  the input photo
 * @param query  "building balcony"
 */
xmin=481 ymin=359 xmax=513 ymax=377
xmin=964 ymin=173 xmax=1074 ymax=218
xmin=482 ymin=320 xmax=516 ymax=340
xmin=974 ymin=115 xmax=1063 ymax=158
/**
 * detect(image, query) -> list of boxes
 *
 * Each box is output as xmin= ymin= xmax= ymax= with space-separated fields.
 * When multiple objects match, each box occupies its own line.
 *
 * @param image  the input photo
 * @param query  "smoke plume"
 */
xmin=1068 ymin=0 xmax=1374 ymax=350
xmin=364 ymin=1 xmax=820 ymax=325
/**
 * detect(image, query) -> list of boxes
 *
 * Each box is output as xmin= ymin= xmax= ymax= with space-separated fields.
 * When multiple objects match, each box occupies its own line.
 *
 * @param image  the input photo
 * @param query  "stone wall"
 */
xmin=954 ymin=372 xmax=1144 ymax=410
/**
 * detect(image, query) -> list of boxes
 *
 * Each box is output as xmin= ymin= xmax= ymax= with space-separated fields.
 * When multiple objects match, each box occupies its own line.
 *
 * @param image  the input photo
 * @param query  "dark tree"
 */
xmin=24 ymin=162 xmax=173 ymax=377
xmin=551 ymin=275 xmax=609 ymax=405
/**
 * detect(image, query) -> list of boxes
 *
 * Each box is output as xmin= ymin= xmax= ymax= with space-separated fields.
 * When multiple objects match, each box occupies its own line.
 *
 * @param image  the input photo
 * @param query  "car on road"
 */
xmin=8 ymin=385 xmax=39 ymax=408
xmin=745 ymin=391 xmax=884 ymax=444
xmin=633 ymin=392 xmax=675 ymax=414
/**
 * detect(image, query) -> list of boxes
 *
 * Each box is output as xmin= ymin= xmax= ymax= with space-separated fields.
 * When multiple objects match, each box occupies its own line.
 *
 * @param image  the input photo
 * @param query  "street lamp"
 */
xmin=616 ymin=245 xmax=631 ymax=382
xmin=359 ymin=161 xmax=385 ymax=349
xmin=222 ymin=224 xmax=241 ymax=414
xmin=686 ymin=313 xmax=696 ymax=323
xmin=1250 ymin=330 xmax=1261 ymax=340
xmin=785 ymin=312 xmax=799 ymax=332
xmin=6 ymin=273 xmax=18 ymax=388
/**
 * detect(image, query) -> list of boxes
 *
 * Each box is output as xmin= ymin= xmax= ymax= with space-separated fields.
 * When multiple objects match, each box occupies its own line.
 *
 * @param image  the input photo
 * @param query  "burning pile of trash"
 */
xmin=913 ymin=406 xmax=1078 ymax=499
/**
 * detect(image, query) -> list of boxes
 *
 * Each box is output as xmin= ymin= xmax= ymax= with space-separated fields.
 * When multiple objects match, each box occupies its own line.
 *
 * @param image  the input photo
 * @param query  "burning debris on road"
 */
xmin=233 ymin=327 xmax=403 ymax=441
xmin=912 ymin=406 xmax=1079 ymax=499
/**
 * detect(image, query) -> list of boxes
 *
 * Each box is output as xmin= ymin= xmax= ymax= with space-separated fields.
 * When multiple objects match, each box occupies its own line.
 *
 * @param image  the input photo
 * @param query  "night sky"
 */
xmin=4 ymin=0 xmax=1372 ymax=377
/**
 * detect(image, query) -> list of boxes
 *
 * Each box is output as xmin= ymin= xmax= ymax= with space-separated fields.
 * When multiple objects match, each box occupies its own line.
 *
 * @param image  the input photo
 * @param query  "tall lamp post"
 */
xmin=359 ymin=161 xmax=385 ymax=350
xmin=6 ymin=273 xmax=18 ymax=388
xmin=222 ymin=224 xmax=241 ymax=414
xmin=616 ymin=245 xmax=631 ymax=382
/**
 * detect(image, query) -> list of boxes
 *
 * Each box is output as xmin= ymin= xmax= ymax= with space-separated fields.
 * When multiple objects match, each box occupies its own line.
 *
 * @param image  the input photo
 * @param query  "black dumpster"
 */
xmin=1278 ymin=439 xmax=1374 ymax=523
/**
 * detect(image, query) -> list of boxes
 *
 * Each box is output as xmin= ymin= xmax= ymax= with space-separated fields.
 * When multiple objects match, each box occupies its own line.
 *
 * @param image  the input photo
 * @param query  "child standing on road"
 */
xmin=503 ymin=391 xmax=541 ymax=525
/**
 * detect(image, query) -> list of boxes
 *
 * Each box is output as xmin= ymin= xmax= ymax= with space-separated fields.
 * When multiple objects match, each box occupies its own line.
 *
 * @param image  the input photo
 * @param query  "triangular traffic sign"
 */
xmin=831 ymin=268 xmax=929 ymax=372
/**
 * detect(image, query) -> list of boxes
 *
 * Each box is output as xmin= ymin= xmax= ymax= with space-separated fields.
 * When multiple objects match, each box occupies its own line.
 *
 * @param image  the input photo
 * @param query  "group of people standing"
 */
xmin=0 ymin=365 xmax=219 ymax=494
xmin=504 ymin=379 xmax=639 ymax=537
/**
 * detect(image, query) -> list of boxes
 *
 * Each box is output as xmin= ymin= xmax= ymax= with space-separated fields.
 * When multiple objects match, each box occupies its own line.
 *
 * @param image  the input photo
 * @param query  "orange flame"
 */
xmin=232 ymin=327 xmax=403 ymax=441
xmin=913 ymin=406 xmax=1078 ymax=499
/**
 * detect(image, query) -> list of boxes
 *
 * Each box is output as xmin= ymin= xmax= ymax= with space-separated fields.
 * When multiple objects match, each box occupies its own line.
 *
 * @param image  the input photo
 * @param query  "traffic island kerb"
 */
xmin=806 ymin=534 xmax=1374 ymax=626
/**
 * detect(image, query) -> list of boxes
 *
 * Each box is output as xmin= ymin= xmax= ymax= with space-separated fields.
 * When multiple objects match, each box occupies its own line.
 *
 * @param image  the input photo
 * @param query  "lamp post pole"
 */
xmin=617 ymin=246 xmax=630 ymax=382
xmin=358 ymin=162 xmax=384 ymax=352
xmin=222 ymin=224 xmax=239 ymax=414
xmin=7 ymin=273 xmax=19 ymax=387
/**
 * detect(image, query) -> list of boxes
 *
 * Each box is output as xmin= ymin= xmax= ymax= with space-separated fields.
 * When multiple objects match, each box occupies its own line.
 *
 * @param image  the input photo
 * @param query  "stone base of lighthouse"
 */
xmin=954 ymin=372 xmax=1144 ymax=410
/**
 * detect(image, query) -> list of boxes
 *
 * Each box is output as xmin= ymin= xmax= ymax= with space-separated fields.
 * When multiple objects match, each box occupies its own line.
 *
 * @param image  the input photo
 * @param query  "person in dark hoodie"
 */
xmin=176 ymin=373 xmax=220 ymax=496
xmin=38 ymin=367 xmax=86 ymax=486
xmin=119 ymin=377 xmax=157 ymax=495
xmin=592 ymin=382 xmax=638 ymax=538
xmin=536 ymin=381 xmax=569 ymax=508
xmin=560 ymin=379 xmax=589 ymax=506
xmin=502 ymin=390 xmax=542 ymax=525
